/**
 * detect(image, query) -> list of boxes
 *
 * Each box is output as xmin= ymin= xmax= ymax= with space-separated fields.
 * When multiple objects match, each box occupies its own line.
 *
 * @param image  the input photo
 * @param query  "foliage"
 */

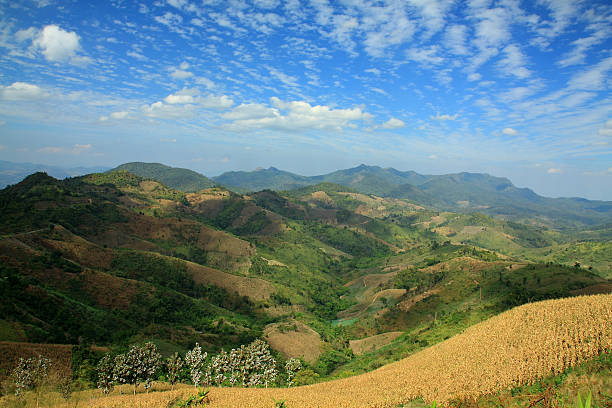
xmin=284 ymin=358 xmax=302 ymax=386
xmin=185 ymin=343 xmax=207 ymax=388
xmin=112 ymin=343 xmax=161 ymax=394
xmin=96 ymin=353 xmax=115 ymax=395
xmin=11 ymin=355 xmax=51 ymax=398
xmin=165 ymin=352 xmax=184 ymax=390
xmin=206 ymin=339 xmax=278 ymax=387
xmin=112 ymin=162 xmax=215 ymax=192
xmin=174 ymin=387 xmax=210 ymax=407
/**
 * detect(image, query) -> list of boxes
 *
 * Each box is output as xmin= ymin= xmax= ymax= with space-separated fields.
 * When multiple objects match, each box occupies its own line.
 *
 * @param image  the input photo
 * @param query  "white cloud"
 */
xmin=568 ymin=56 xmax=612 ymax=91
xmin=142 ymin=101 xmax=195 ymax=119
xmin=467 ymin=73 xmax=482 ymax=81
xmin=110 ymin=111 xmax=129 ymax=119
xmin=431 ymin=113 xmax=458 ymax=121
xmin=498 ymin=44 xmax=531 ymax=79
xmin=428 ymin=154 xmax=438 ymax=159
xmin=365 ymin=68 xmax=381 ymax=76
xmin=155 ymin=12 xmax=183 ymax=28
xmin=38 ymin=146 xmax=63 ymax=153
xmin=195 ymin=77 xmax=215 ymax=89
xmin=502 ymin=127 xmax=517 ymax=135
xmin=0 ymin=120 xmax=5 ymax=126
xmin=164 ymin=92 xmax=196 ymax=105
xmin=253 ymin=0 xmax=279 ymax=8
xmin=0 ymin=82 xmax=48 ymax=100
xmin=444 ymin=24 xmax=469 ymax=55
xmin=72 ymin=143 xmax=91 ymax=154
xmin=222 ymin=103 xmax=278 ymax=120
xmin=406 ymin=45 xmax=444 ymax=66
xmin=33 ymin=25 xmax=81 ymax=62
xmin=598 ymin=119 xmax=612 ymax=137
xmin=171 ymin=69 xmax=193 ymax=80
xmin=547 ymin=168 xmax=562 ymax=174
xmin=224 ymin=97 xmax=372 ymax=131
xmin=15 ymin=27 xmax=38 ymax=42
xmin=160 ymin=138 xmax=177 ymax=143
xmin=380 ymin=118 xmax=405 ymax=129
xmin=200 ymin=95 xmax=234 ymax=109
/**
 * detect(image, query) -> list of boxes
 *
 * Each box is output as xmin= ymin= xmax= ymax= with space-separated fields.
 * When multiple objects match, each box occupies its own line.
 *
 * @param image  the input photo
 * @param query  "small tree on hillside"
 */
xmin=12 ymin=355 xmax=51 ymax=407
xmin=165 ymin=352 xmax=184 ymax=390
xmin=128 ymin=342 xmax=161 ymax=394
xmin=284 ymin=358 xmax=302 ymax=386
xmin=112 ymin=354 xmax=130 ymax=394
xmin=96 ymin=353 xmax=115 ymax=395
xmin=185 ymin=343 xmax=207 ymax=387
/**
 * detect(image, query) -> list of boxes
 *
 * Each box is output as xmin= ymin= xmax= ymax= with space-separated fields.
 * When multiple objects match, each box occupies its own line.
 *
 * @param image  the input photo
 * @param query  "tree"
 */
xmin=165 ymin=352 xmax=184 ymax=390
xmin=12 ymin=355 xmax=51 ymax=407
xmin=96 ymin=353 xmax=115 ymax=395
xmin=284 ymin=358 xmax=302 ymax=386
xmin=185 ymin=343 xmax=207 ymax=387
xmin=113 ymin=343 xmax=161 ymax=395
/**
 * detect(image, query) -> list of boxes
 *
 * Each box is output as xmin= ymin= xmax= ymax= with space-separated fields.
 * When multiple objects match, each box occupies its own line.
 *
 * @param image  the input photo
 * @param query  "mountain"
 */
xmin=213 ymin=166 xmax=313 ymax=191
xmin=213 ymin=165 xmax=612 ymax=227
xmin=0 ymin=160 xmax=109 ymax=189
xmin=110 ymin=162 xmax=215 ymax=192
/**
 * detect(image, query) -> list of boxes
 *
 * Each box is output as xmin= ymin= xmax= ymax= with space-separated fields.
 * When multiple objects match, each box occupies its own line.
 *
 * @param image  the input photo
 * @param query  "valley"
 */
xmin=0 ymin=162 xmax=610 ymax=407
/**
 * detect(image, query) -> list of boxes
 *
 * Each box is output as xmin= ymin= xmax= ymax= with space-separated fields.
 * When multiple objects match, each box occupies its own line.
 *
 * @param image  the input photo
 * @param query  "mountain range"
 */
xmin=2 ymin=160 xmax=611 ymax=228
xmin=216 ymin=164 xmax=612 ymax=228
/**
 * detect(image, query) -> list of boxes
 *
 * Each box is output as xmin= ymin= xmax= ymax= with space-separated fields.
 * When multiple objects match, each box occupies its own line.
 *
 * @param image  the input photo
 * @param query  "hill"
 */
xmin=213 ymin=166 xmax=312 ymax=191
xmin=111 ymin=162 xmax=215 ymax=192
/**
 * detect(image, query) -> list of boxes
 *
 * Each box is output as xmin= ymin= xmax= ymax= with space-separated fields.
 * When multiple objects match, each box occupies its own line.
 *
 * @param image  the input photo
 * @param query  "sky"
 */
xmin=0 ymin=0 xmax=611 ymax=200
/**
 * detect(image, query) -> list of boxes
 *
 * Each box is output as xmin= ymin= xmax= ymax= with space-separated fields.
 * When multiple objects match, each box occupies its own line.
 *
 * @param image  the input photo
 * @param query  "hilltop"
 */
xmin=110 ymin=162 xmax=215 ymax=192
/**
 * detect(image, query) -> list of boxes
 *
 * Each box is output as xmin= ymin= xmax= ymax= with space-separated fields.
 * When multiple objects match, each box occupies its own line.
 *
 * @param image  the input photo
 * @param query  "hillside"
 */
xmin=111 ymin=162 xmax=215 ymax=192
xmin=25 ymin=294 xmax=610 ymax=407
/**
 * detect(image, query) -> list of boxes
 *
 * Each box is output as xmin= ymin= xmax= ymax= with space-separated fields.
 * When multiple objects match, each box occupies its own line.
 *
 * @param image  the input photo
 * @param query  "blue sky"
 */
xmin=0 ymin=0 xmax=611 ymax=199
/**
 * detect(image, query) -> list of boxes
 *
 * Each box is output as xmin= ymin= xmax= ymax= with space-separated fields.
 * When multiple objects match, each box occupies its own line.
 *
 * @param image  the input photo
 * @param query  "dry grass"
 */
xmin=33 ymin=293 xmax=610 ymax=408
xmin=349 ymin=332 xmax=404 ymax=356
xmin=185 ymin=261 xmax=274 ymax=301
xmin=263 ymin=320 xmax=323 ymax=363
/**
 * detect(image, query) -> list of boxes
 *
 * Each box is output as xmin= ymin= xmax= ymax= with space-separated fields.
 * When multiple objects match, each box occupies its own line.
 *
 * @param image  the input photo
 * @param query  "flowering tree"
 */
xmin=112 ymin=342 xmax=161 ymax=395
xmin=165 ymin=352 xmax=184 ymax=390
xmin=12 ymin=355 xmax=51 ymax=407
xmin=185 ymin=343 xmax=207 ymax=387
xmin=284 ymin=358 xmax=303 ymax=386
xmin=206 ymin=339 xmax=278 ymax=388
xmin=96 ymin=353 xmax=115 ymax=395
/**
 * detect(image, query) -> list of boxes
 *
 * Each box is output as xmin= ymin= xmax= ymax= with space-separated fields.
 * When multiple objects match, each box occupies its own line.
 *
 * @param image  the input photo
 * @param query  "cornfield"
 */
xmin=8 ymin=294 xmax=612 ymax=407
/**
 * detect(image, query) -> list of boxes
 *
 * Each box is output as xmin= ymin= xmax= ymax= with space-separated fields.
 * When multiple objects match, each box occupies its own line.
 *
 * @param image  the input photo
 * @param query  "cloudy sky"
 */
xmin=0 ymin=0 xmax=611 ymax=199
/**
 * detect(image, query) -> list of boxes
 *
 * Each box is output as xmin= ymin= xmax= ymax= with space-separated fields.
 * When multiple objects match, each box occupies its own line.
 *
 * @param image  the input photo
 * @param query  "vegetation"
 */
xmin=0 ymin=165 xmax=611 ymax=408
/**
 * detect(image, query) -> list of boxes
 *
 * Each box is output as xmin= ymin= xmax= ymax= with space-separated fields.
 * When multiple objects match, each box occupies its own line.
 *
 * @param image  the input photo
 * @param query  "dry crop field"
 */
xmin=9 ymin=294 xmax=609 ymax=408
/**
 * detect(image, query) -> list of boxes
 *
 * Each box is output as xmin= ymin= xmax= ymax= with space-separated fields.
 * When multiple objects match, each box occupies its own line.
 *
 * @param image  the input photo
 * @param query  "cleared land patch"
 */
xmin=349 ymin=331 xmax=404 ymax=355
xmin=263 ymin=320 xmax=322 ymax=363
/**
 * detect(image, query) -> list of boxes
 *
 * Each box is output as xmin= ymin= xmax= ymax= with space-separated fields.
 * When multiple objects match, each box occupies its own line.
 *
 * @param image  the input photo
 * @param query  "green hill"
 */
xmin=111 ymin=162 xmax=215 ymax=192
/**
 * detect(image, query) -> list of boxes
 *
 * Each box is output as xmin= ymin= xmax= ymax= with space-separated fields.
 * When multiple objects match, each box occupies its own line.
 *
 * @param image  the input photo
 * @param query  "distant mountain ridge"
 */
xmin=110 ymin=162 xmax=215 ymax=192
xmin=212 ymin=164 xmax=612 ymax=227
xmin=0 ymin=160 xmax=109 ymax=188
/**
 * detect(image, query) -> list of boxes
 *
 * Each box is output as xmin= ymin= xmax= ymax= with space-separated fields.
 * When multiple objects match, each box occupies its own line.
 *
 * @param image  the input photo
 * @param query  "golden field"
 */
xmin=3 ymin=294 xmax=611 ymax=408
